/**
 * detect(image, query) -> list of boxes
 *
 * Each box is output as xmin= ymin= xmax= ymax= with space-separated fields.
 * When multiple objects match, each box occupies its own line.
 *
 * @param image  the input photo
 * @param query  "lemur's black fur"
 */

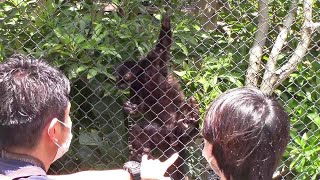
xmin=115 ymin=15 xmax=200 ymax=180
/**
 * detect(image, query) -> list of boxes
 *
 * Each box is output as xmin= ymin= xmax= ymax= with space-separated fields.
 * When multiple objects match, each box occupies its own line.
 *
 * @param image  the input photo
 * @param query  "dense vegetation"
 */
xmin=0 ymin=0 xmax=319 ymax=179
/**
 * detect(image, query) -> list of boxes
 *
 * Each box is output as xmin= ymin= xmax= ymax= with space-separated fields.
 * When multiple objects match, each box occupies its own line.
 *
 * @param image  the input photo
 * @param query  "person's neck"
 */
xmin=7 ymin=145 xmax=52 ymax=171
xmin=220 ymin=174 xmax=227 ymax=180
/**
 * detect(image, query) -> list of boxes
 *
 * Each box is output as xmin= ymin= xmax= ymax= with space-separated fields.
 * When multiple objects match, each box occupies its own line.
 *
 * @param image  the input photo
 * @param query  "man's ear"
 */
xmin=47 ymin=118 xmax=59 ymax=142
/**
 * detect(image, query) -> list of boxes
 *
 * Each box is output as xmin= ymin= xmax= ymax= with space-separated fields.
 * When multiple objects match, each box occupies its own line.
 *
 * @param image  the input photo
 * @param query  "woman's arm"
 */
xmin=48 ymin=169 xmax=132 ymax=180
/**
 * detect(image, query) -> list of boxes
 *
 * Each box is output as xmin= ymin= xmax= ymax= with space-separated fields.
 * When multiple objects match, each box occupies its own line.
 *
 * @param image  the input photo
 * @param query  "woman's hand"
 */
xmin=140 ymin=153 xmax=179 ymax=180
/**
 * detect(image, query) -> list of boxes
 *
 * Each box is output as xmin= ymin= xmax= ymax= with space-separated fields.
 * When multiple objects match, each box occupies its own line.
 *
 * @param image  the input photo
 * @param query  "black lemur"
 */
xmin=115 ymin=15 xmax=199 ymax=134
xmin=115 ymin=14 xmax=200 ymax=179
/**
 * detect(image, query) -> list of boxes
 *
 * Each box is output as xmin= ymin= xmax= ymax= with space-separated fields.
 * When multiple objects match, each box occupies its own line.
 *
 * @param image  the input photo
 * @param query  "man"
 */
xmin=0 ymin=54 xmax=134 ymax=179
xmin=0 ymin=54 xmax=178 ymax=180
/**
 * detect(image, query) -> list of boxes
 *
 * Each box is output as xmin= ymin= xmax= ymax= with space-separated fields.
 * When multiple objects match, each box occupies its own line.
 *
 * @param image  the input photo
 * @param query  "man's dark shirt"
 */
xmin=0 ymin=151 xmax=51 ymax=180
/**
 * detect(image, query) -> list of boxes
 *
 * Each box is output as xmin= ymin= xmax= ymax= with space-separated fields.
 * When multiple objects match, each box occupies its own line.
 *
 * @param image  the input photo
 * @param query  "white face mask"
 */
xmin=50 ymin=119 xmax=73 ymax=162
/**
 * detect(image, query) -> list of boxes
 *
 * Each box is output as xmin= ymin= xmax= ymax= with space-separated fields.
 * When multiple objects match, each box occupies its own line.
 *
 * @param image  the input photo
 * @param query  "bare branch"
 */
xmin=314 ymin=22 xmax=320 ymax=28
xmin=271 ymin=0 xmax=318 ymax=92
xmin=260 ymin=0 xmax=298 ymax=93
xmin=306 ymin=22 xmax=320 ymax=30
xmin=245 ymin=0 xmax=269 ymax=87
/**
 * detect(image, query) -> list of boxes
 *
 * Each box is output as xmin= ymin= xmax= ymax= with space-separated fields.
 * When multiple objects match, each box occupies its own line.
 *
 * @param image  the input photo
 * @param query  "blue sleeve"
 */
xmin=18 ymin=175 xmax=53 ymax=180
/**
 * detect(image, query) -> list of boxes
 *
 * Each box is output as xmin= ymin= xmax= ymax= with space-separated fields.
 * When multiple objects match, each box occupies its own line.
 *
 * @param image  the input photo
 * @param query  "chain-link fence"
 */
xmin=0 ymin=0 xmax=319 ymax=179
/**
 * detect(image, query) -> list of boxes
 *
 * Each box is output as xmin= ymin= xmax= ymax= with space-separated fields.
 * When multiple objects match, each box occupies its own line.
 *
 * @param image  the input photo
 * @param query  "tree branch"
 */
xmin=271 ymin=0 xmax=319 ymax=92
xmin=245 ymin=0 xmax=269 ymax=87
xmin=306 ymin=22 xmax=320 ymax=30
xmin=260 ymin=0 xmax=298 ymax=93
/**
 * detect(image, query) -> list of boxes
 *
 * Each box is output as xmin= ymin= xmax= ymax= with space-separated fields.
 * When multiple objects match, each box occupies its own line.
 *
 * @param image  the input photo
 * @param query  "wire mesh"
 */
xmin=0 ymin=0 xmax=319 ymax=179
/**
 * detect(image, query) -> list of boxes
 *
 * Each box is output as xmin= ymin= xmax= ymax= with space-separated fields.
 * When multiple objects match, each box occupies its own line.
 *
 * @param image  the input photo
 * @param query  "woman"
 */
xmin=141 ymin=87 xmax=290 ymax=180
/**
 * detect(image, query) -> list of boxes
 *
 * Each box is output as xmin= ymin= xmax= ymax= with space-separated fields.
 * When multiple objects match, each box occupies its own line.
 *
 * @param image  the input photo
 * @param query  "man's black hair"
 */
xmin=0 ymin=54 xmax=70 ymax=149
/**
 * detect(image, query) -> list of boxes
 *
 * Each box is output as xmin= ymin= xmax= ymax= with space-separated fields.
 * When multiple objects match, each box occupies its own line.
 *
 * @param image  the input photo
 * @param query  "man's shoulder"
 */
xmin=0 ymin=158 xmax=49 ymax=180
xmin=15 ymin=175 xmax=53 ymax=180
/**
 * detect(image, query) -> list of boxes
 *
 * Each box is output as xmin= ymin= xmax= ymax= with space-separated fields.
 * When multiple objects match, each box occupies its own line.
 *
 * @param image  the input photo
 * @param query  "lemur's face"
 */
xmin=115 ymin=60 xmax=139 ymax=89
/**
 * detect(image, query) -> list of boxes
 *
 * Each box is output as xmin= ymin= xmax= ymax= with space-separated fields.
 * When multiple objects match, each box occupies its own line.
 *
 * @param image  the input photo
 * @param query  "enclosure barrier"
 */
xmin=0 ymin=0 xmax=319 ymax=179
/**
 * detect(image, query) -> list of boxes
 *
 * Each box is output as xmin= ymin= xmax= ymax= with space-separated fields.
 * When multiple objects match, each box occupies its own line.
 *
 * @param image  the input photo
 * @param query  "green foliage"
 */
xmin=175 ymin=52 xmax=244 ymax=115
xmin=0 ymin=0 xmax=319 ymax=178
xmin=278 ymin=59 xmax=320 ymax=179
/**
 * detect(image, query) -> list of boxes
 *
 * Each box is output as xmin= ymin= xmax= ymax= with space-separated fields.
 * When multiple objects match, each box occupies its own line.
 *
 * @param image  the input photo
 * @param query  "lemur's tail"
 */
xmin=155 ymin=14 xmax=172 ymax=51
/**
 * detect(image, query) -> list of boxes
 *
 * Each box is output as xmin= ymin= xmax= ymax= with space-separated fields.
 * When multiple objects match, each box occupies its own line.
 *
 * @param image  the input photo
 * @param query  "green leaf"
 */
xmin=92 ymin=25 xmax=107 ymax=43
xmin=193 ymin=24 xmax=200 ymax=31
xmin=289 ymin=153 xmax=303 ymax=170
xmin=173 ymin=70 xmax=186 ymax=77
xmin=87 ymin=68 xmax=98 ymax=79
xmin=94 ymin=23 xmax=103 ymax=35
xmin=73 ymin=35 xmax=86 ymax=44
xmin=76 ymin=65 xmax=88 ymax=74
xmin=220 ymin=75 xmax=243 ymax=87
xmin=176 ymin=42 xmax=188 ymax=56
xmin=307 ymin=113 xmax=320 ymax=127
xmin=54 ymin=28 xmax=71 ymax=44
xmin=302 ymin=132 xmax=308 ymax=141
